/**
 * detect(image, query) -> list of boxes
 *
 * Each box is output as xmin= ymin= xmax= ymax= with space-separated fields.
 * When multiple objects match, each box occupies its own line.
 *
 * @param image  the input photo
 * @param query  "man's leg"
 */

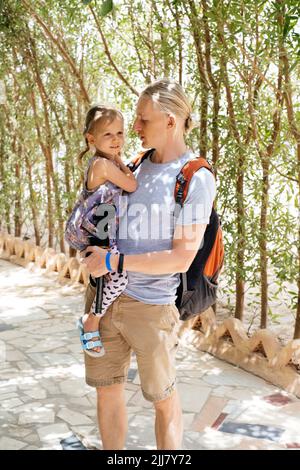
xmin=154 ymin=388 xmax=183 ymax=450
xmin=97 ymin=383 xmax=127 ymax=450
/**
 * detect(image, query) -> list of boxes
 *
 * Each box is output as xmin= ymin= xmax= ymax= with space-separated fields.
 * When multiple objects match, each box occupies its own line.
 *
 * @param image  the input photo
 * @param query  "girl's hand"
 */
xmin=81 ymin=246 xmax=109 ymax=277
xmin=114 ymin=154 xmax=123 ymax=166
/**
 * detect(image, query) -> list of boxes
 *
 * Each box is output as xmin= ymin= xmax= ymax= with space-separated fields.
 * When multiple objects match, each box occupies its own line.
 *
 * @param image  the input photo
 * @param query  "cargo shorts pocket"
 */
xmin=160 ymin=304 xmax=180 ymax=349
xmin=162 ymin=304 xmax=180 ymax=326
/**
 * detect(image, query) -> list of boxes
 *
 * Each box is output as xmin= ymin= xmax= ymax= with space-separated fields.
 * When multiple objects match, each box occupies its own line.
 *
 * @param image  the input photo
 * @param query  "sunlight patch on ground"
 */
xmin=201 ymin=427 xmax=243 ymax=449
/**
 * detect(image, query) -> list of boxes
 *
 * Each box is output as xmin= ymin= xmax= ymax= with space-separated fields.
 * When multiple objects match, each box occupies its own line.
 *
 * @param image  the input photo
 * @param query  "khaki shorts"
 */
xmin=83 ymin=283 xmax=180 ymax=402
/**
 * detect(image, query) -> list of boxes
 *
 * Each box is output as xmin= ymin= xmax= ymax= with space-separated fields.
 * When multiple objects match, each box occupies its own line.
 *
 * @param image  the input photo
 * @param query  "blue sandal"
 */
xmin=77 ymin=317 xmax=105 ymax=358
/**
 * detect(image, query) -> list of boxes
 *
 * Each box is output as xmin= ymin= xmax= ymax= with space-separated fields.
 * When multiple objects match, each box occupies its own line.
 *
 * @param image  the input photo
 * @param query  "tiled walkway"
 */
xmin=0 ymin=258 xmax=300 ymax=450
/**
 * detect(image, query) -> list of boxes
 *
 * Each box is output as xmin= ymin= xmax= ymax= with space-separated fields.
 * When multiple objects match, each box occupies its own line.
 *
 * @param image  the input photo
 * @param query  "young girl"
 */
xmin=65 ymin=104 xmax=137 ymax=357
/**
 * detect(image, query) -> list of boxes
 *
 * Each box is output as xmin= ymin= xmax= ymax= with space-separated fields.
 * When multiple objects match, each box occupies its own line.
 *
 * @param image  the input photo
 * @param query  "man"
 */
xmin=81 ymin=79 xmax=215 ymax=449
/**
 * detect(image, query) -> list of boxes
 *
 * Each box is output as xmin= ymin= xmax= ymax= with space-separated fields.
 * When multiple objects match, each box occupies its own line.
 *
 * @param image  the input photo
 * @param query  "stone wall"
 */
xmin=0 ymin=233 xmax=89 ymax=286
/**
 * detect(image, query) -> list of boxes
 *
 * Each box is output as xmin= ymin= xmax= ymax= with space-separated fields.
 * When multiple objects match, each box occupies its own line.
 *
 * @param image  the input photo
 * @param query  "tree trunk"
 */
xmin=21 ymin=0 xmax=90 ymax=104
xmin=14 ymin=161 xmax=22 ymax=237
xmin=89 ymin=4 xmax=138 ymax=96
xmin=5 ymin=209 xmax=11 ymax=234
xmin=199 ymin=92 xmax=208 ymax=158
xmin=294 ymin=141 xmax=300 ymax=338
xmin=221 ymin=53 xmax=245 ymax=320
xmin=27 ymin=38 xmax=65 ymax=252
xmin=29 ymin=89 xmax=54 ymax=247
xmin=202 ymin=0 xmax=220 ymax=169
xmin=259 ymin=160 xmax=269 ymax=328
xmin=235 ymin=151 xmax=245 ymax=320
xmin=24 ymin=152 xmax=41 ymax=246
xmin=0 ymin=111 xmax=10 ymax=234
xmin=277 ymin=0 xmax=300 ymax=338
xmin=185 ymin=0 xmax=209 ymax=158
xmin=45 ymin=156 xmax=54 ymax=248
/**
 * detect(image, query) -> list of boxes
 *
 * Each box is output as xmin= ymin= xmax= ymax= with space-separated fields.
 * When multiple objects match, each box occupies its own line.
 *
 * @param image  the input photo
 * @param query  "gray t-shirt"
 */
xmin=117 ymin=150 xmax=216 ymax=304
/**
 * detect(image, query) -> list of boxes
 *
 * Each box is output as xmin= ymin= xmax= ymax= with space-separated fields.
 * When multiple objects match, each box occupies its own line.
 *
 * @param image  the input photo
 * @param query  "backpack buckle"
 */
xmin=175 ymin=172 xmax=186 ymax=206
xmin=176 ymin=173 xmax=186 ymax=184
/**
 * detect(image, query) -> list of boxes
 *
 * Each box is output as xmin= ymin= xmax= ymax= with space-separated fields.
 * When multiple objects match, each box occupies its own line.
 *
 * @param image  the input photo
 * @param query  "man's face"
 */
xmin=133 ymin=97 xmax=168 ymax=149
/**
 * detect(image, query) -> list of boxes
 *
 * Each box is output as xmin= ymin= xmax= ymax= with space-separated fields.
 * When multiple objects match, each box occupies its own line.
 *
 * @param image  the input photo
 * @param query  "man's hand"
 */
xmin=81 ymin=246 xmax=109 ymax=277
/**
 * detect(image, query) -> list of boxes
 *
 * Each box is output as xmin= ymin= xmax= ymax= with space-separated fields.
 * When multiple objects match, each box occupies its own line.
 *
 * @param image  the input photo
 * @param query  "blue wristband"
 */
xmin=105 ymin=251 xmax=113 ymax=272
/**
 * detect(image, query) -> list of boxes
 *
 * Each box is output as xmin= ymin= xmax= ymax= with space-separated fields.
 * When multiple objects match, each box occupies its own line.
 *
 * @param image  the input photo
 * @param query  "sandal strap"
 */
xmin=80 ymin=331 xmax=100 ymax=341
xmin=83 ymin=340 xmax=102 ymax=350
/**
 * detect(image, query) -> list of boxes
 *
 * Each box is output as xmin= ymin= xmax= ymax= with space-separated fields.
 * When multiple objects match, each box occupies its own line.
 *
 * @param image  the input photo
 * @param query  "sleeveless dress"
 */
xmin=65 ymin=155 xmax=128 ymax=316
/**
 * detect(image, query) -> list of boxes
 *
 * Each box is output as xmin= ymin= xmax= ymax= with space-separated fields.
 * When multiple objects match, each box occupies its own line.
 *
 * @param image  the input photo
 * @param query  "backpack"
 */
xmin=65 ymin=157 xmax=120 ymax=251
xmin=128 ymin=149 xmax=224 ymax=321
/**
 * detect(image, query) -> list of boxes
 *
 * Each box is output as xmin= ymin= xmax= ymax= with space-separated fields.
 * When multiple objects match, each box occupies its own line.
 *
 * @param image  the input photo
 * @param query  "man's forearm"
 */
xmin=110 ymin=249 xmax=188 ymax=275
xmin=81 ymin=224 xmax=205 ymax=279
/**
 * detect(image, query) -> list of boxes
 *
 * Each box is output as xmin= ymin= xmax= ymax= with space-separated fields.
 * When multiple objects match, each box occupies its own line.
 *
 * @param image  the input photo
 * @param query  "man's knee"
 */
xmin=154 ymin=389 xmax=179 ymax=412
xmin=96 ymin=382 xmax=125 ymax=400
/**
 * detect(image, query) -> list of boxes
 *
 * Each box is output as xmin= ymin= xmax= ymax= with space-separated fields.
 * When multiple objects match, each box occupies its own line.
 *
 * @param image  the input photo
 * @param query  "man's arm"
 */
xmin=81 ymin=223 xmax=206 ymax=277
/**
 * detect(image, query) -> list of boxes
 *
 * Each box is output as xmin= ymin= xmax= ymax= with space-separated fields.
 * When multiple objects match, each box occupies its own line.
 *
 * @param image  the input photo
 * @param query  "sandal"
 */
xmin=77 ymin=317 xmax=105 ymax=358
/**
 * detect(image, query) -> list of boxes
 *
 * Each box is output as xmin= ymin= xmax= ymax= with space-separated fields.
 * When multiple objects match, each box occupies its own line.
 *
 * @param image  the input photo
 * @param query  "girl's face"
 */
xmin=87 ymin=117 xmax=125 ymax=158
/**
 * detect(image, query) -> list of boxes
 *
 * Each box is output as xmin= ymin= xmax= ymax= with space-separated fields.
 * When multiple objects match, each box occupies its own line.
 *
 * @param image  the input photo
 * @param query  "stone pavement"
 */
xmin=0 ymin=258 xmax=300 ymax=450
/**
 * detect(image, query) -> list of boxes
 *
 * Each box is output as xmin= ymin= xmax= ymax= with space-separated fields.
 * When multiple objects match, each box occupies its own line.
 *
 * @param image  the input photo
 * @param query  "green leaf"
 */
xmin=100 ymin=0 xmax=113 ymax=17
xmin=82 ymin=0 xmax=93 ymax=4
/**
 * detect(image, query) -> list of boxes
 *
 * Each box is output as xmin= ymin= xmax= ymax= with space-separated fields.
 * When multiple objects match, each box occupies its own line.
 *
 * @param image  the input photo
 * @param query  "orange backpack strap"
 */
xmin=127 ymin=149 xmax=154 ymax=172
xmin=174 ymin=157 xmax=214 ymax=206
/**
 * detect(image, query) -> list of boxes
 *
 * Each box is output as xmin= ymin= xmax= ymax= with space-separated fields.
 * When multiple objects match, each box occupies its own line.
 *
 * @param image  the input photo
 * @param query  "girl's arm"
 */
xmin=88 ymin=158 xmax=137 ymax=193
xmin=115 ymin=155 xmax=135 ymax=179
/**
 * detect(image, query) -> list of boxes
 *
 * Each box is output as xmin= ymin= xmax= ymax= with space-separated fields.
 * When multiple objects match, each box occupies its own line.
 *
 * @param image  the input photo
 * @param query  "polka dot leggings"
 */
xmin=91 ymin=245 xmax=128 ymax=317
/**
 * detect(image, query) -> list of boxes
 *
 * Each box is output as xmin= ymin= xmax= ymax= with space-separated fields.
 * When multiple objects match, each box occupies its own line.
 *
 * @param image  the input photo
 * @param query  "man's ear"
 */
xmin=167 ymin=115 xmax=176 ymax=129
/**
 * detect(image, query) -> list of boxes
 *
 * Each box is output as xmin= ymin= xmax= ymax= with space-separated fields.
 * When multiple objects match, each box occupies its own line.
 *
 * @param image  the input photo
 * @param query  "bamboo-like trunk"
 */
xmin=295 ymin=288 xmax=300 ymax=338
xmin=164 ymin=0 xmax=183 ymax=84
xmin=151 ymin=1 xmax=170 ymax=77
xmin=29 ymin=89 xmax=54 ymax=247
xmin=259 ymin=161 xmax=269 ymax=328
xmin=45 ymin=158 xmax=54 ymax=248
xmin=0 ymin=121 xmax=11 ymax=234
xmin=9 ymin=90 xmax=22 ymax=237
xmin=11 ymin=133 xmax=22 ymax=237
xmin=69 ymin=247 xmax=77 ymax=258
xmin=294 ymin=141 xmax=300 ymax=339
xmin=221 ymin=53 xmax=245 ymax=320
xmin=27 ymin=38 xmax=65 ymax=252
xmin=202 ymin=0 xmax=220 ymax=168
xmin=185 ymin=0 xmax=209 ymax=158
xmin=199 ymin=92 xmax=208 ymax=158
xmin=21 ymin=0 xmax=90 ymax=104
xmin=211 ymin=88 xmax=220 ymax=170
xmin=277 ymin=0 xmax=300 ymax=338
xmin=5 ymin=209 xmax=11 ymax=234
xmin=14 ymin=162 xmax=22 ymax=237
xmin=235 ymin=151 xmax=245 ymax=320
xmin=24 ymin=153 xmax=41 ymax=246
xmin=89 ymin=4 xmax=138 ymax=96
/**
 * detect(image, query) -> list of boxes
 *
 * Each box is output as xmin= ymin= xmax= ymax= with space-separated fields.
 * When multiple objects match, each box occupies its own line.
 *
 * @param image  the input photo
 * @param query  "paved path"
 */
xmin=0 ymin=258 xmax=300 ymax=450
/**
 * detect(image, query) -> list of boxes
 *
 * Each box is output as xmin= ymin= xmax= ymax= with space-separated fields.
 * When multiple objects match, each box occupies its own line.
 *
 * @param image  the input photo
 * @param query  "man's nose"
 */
xmin=133 ymin=118 xmax=141 ymax=132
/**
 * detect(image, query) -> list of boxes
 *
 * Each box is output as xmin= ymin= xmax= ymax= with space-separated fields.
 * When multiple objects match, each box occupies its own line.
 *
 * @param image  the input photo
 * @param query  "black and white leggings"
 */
xmin=90 ymin=245 xmax=128 ymax=317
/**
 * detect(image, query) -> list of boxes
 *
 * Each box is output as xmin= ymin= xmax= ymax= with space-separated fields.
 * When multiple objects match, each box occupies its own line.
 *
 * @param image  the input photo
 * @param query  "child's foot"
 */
xmin=81 ymin=313 xmax=102 ymax=353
